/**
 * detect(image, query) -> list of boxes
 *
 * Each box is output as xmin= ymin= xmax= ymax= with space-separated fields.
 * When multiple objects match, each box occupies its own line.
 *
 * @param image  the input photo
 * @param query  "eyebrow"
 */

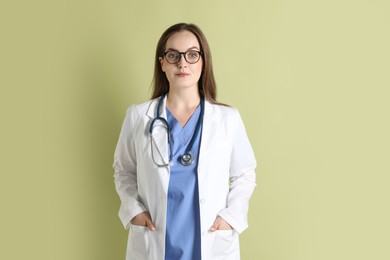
xmin=166 ymin=46 xmax=200 ymax=52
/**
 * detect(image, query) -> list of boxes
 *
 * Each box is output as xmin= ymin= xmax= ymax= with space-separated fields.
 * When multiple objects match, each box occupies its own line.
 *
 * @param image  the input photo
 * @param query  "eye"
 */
xmin=187 ymin=51 xmax=199 ymax=59
xmin=166 ymin=51 xmax=179 ymax=59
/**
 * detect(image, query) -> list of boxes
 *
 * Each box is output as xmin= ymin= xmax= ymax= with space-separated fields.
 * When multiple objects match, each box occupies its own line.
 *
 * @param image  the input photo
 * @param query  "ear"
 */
xmin=159 ymin=57 xmax=165 ymax=72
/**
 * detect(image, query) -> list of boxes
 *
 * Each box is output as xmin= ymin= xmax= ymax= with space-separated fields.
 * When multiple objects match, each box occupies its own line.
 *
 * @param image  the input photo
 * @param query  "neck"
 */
xmin=166 ymin=87 xmax=201 ymax=110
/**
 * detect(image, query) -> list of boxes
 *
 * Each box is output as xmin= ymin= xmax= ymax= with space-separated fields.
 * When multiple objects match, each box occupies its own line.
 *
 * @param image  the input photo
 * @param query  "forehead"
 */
xmin=165 ymin=30 xmax=200 ymax=51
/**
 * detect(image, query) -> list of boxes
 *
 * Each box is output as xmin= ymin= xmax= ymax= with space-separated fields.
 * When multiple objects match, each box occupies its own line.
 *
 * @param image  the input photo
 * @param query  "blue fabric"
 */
xmin=165 ymin=106 xmax=202 ymax=260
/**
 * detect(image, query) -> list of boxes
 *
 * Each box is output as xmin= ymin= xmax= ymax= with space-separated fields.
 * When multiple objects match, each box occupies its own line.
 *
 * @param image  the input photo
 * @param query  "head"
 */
xmin=152 ymin=23 xmax=217 ymax=102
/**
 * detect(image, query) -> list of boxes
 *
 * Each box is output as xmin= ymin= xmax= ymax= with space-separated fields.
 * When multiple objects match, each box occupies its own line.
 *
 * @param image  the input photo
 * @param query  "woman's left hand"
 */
xmin=209 ymin=216 xmax=233 ymax=232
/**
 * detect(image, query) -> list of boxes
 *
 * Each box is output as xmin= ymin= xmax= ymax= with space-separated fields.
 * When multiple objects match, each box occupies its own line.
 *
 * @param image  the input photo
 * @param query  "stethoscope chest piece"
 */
xmin=181 ymin=152 xmax=194 ymax=166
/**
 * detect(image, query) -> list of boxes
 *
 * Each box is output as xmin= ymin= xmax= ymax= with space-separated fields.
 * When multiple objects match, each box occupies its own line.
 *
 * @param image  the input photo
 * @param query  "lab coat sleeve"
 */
xmin=218 ymin=109 xmax=257 ymax=234
xmin=112 ymin=106 xmax=147 ymax=230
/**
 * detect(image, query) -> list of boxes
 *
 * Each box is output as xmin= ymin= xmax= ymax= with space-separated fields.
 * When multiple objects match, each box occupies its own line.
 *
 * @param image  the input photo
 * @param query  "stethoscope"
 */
xmin=149 ymin=94 xmax=204 ymax=167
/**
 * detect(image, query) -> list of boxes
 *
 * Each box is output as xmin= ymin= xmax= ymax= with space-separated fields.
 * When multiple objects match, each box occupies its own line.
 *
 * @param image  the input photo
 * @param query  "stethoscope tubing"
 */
xmin=149 ymin=94 xmax=204 ymax=167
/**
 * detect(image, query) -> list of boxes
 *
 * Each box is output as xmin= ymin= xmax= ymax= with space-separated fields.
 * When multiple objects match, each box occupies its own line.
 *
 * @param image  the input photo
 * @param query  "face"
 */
xmin=160 ymin=30 xmax=203 ymax=92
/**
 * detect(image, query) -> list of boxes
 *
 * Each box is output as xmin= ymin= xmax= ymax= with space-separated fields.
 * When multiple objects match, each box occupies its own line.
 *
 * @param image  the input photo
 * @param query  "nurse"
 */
xmin=113 ymin=23 xmax=257 ymax=260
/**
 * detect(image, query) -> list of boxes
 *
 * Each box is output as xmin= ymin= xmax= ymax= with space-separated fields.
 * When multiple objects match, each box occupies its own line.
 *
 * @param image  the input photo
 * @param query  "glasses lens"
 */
xmin=185 ymin=51 xmax=200 ymax=64
xmin=165 ymin=51 xmax=180 ymax=64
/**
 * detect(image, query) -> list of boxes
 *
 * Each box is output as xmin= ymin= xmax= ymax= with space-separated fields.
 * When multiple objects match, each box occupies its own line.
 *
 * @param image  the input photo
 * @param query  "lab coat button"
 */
xmin=200 ymin=198 xmax=206 ymax=204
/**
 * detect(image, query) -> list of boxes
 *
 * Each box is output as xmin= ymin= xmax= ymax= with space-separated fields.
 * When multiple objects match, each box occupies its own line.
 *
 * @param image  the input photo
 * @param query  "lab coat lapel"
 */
xmin=198 ymin=101 xmax=214 ymax=168
xmin=146 ymin=96 xmax=169 ymax=167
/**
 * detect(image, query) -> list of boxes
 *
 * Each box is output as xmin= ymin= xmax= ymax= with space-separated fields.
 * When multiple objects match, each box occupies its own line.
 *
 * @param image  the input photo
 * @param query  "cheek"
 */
xmin=194 ymin=62 xmax=203 ymax=75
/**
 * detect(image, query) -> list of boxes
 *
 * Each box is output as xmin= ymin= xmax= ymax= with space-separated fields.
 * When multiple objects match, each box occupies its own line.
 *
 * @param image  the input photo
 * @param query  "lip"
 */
xmin=176 ymin=73 xmax=190 ymax=77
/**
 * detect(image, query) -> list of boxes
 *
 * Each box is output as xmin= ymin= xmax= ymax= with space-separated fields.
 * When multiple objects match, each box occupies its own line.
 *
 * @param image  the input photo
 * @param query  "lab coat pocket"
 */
xmin=126 ymin=224 xmax=149 ymax=259
xmin=211 ymin=230 xmax=240 ymax=260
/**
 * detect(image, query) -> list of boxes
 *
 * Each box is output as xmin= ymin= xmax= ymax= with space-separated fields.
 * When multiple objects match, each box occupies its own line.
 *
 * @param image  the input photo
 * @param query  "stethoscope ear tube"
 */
xmin=149 ymin=116 xmax=170 ymax=134
xmin=181 ymin=97 xmax=204 ymax=166
xmin=149 ymin=95 xmax=169 ymax=134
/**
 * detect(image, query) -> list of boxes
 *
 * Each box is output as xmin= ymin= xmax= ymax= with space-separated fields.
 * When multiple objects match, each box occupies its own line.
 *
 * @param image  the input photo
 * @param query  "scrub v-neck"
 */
xmin=164 ymin=106 xmax=202 ymax=260
xmin=166 ymin=106 xmax=201 ymax=157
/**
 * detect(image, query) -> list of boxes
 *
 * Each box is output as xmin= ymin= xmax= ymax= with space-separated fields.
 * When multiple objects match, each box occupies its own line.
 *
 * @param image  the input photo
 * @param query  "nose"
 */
xmin=177 ymin=54 xmax=188 ymax=68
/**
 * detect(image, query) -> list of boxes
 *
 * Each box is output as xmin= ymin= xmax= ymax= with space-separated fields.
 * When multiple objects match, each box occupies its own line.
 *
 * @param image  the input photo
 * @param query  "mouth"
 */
xmin=176 ymin=73 xmax=190 ymax=77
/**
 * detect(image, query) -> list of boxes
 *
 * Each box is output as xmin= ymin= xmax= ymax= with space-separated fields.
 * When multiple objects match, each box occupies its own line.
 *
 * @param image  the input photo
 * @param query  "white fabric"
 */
xmin=113 ymin=97 xmax=257 ymax=260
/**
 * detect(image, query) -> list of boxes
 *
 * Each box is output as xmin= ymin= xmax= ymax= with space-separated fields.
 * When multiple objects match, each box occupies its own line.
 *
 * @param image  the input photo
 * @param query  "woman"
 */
xmin=113 ymin=23 xmax=257 ymax=260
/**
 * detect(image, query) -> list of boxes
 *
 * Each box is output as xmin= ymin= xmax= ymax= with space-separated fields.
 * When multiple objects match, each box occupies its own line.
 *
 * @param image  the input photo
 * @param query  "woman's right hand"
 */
xmin=130 ymin=211 xmax=156 ymax=231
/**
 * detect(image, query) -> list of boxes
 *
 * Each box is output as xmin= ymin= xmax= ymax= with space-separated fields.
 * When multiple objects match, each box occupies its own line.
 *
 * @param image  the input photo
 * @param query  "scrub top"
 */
xmin=165 ymin=106 xmax=202 ymax=260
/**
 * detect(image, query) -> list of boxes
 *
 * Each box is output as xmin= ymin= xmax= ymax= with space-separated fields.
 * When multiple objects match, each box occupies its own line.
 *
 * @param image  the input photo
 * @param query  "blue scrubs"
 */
xmin=165 ymin=106 xmax=202 ymax=260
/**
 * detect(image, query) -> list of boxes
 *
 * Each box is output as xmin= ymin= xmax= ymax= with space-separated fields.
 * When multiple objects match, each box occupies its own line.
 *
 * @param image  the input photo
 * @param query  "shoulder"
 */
xmin=122 ymin=98 xmax=157 ymax=126
xmin=125 ymin=98 xmax=156 ymax=116
xmin=207 ymin=102 xmax=242 ymax=121
xmin=126 ymin=99 xmax=154 ymax=113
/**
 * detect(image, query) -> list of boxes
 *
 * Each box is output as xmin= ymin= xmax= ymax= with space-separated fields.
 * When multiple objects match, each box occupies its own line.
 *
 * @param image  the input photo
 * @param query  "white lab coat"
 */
xmin=113 ymin=96 xmax=257 ymax=260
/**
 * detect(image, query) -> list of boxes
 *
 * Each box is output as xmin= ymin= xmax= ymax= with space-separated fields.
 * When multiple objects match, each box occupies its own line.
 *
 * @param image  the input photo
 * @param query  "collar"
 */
xmin=145 ymin=95 xmax=214 ymax=119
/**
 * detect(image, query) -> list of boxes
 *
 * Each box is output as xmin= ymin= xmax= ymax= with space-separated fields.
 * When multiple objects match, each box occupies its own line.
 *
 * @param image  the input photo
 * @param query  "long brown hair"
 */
xmin=151 ymin=23 xmax=218 ymax=103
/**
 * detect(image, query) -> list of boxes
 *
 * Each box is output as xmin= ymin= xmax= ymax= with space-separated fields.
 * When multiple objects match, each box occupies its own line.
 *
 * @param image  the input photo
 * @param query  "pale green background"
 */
xmin=1 ymin=0 xmax=389 ymax=259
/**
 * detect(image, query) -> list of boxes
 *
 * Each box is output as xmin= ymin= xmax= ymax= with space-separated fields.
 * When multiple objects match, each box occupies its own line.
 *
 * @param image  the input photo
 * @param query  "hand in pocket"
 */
xmin=130 ymin=211 xmax=156 ymax=231
xmin=209 ymin=216 xmax=233 ymax=232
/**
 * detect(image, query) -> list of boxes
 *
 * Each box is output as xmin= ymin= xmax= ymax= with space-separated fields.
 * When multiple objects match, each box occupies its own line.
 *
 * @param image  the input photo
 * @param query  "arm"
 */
xmin=217 ymin=109 xmax=257 ymax=234
xmin=112 ymin=107 xmax=147 ymax=229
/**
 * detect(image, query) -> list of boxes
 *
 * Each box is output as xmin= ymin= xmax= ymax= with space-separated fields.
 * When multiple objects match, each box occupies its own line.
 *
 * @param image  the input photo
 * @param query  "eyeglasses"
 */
xmin=163 ymin=50 xmax=203 ymax=64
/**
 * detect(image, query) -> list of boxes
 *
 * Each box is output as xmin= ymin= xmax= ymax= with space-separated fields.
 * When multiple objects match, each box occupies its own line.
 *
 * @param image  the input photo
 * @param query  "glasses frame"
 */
xmin=163 ymin=50 xmax=203 ymax=64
